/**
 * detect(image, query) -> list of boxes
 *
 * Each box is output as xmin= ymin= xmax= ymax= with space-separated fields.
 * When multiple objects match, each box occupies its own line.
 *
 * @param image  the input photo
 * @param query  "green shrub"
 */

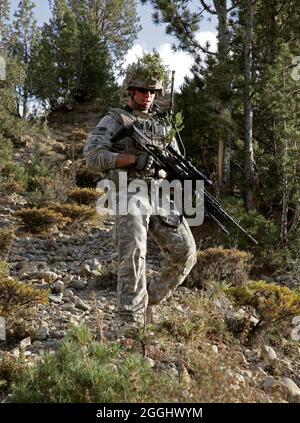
xmin=75 ymin=165 xmax=101 ymax=188
xmin=218 ymin=197 xmax=279 ymax=251
xmin=158 ymin=293 xmax=232 ymax=344
xmin=27 ymin=175 xmax=53 ymax=192
xmin=25 ymin=164 xmax=55 ymax=209
xmin=0 ymin=161 xmax=28 ymax=185
xmin=16 ymin=207 xmax=71 ymax=233
xmin=0 ymin=135 xmax=13 ymax=164
xmin=68 ymin=187 xmax=102 ymax=205
xmin=48 ymin=203 xmax=96 ymax=221
xmin=225 ymin=280 xmax=300 ymax=342
xmin=10 ymin=325 xmax=174 ymax=403
xmin=186 ymin=247 xmax=252 ymax=289
xmin=27 ymin=187 xmax=55 ymax=209
xmin=0 ymin=353 xmax=27 ymax=393
xmin=0 ymin=228 xmax=15 ymax=256
xmin=27 ymin=153 xmax=52 ymax=179
xmin=0 ymin=181 xmax=25 ymax=195
xmin=0 ymin=261 xmax=10 ymax=278
xmin=0 ymin=136 xmax=28 ymax=184
xmin=0 ymin=277 xmax=48 ymax=317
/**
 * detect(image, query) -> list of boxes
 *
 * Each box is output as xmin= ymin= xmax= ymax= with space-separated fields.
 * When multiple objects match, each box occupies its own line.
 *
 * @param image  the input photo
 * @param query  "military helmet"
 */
xmin=125 ymin=66 xmax=164 ymax=96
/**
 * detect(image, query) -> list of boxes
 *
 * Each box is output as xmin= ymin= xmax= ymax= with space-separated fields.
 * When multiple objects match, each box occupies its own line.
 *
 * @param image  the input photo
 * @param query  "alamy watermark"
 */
xmin=0 ymin=56 xmax=6 ymax=80
xmin=291 ymin=56 xmax=300 ymax=81
xmin=96 ymin=172 xmax=204 ymax=226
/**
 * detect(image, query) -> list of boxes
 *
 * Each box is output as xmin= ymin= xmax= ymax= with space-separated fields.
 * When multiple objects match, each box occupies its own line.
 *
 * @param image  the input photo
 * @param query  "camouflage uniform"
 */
xmin=84 ymin=107 xmax=197 ymax=323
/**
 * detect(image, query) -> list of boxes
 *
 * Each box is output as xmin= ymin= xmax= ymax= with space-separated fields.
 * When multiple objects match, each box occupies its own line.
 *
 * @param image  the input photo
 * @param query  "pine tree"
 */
xmin=0 ymin=0 xmax=10 ymax=50
xmin=66 ymin=0 xmax=141 ymax=68
xmin=73 ymin=20 xmax=115 ymax=103
xmin=11 ymin=0 xmax=40 ymax=118
xmin=258 ymin=45 xmax=300 ymax=245
xmin=142 ymin=1 xmax=236 ymax=195
xmin=0 ymin=1 xmax=28 ymax=139
xmin=29 ymin=0 xmax=117 ymax=110
xmin=0 ymin=0 xmax=10 ymax=82
xmin=243 ymin=0 xmax=256 ymax=210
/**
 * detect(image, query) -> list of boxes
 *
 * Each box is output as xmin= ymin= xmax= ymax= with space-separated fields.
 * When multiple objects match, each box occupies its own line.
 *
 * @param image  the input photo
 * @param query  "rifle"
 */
xmin=111 ymin=124 xmax=258 ymax=246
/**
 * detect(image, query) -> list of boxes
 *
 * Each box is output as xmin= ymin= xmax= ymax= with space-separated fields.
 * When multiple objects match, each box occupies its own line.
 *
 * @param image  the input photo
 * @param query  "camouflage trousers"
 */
xmin=113 ymin=205 xmax=197 ymax=323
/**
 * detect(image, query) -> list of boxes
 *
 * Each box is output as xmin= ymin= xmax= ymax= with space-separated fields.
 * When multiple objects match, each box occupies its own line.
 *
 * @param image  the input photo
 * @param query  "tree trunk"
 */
xmin=23 ymin=89 xmax=28 ymax=118
xmin=280 ymin=73 xmax=290 ymax=245
xmin=288 ymin=154 xmax=300 ymax=235
xmin=244 ymin=0 xmax=256 ymax=210
xmin=214 ymin=0 xmax=232 ymax=196
xmin=280 ymin=166 xmax=289 ymax=245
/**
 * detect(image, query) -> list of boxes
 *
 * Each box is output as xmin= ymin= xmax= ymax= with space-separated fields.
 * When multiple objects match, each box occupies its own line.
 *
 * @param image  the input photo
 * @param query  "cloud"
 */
xmin=120 ymin=31 xmax=217 ymax=90
xmin=195 ymin=31 xmax=218 ymax=54
xmin=122 ymin=44 xmax=145 ymax=69
xmin=156 ymin=44 xmax=194 ymax=90
xmin=157 ymin=31 xmax=217 ymax=90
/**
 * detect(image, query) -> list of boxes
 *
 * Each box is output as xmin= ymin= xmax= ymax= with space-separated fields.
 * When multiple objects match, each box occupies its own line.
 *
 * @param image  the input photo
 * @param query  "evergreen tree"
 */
xmin=256 ymin=45 xmax=300 ymax=245
xmin=0 ymin=1 xmax=28 ymax=139
xmin=142 ymin=0 xmax=236 ymax=195
xmin=0 ymin=0 xmax=10 ymax=86
xmin=73 ymin=20 xmax=115 ymax=103
xmin=29 ymin=0 xmax=79 ymax=110
xmin=29 ymin=0 xmax=116 ymax=110
xmin=11 ymin=0 xmax=40 ymax=118
xmin=0 ymin=0 xmax=10 ymax=50
xmin=65 ymin=0 xmax=141 ymax=69
xmin=243 ymin=0 xmax=256 ymax=210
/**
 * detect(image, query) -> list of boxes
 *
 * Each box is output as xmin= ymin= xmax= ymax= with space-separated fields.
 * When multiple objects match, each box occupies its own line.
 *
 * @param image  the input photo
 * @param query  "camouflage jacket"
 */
xmin=83 ymin=106 xmax=179 ymax=183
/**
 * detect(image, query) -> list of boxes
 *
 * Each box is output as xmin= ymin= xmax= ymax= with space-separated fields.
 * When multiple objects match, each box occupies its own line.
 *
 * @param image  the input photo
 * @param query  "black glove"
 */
xmin=134 ymin=152 xmax=154 ymax=171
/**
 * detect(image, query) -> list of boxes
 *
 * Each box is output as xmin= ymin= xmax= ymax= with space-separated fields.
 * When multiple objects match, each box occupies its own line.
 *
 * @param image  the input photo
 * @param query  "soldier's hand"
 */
xmin=134 ymin=152 xmax=154 ymax=171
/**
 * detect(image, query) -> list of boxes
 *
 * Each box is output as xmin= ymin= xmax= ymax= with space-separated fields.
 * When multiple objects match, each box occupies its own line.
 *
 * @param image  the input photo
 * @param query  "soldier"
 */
xmin=84 ymin=58 xmax=197 ymax=334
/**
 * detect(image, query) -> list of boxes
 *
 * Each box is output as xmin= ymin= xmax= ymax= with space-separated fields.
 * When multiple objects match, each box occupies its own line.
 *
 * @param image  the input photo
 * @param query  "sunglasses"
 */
xmin=135 ymin=87 xmax=157 ymax=94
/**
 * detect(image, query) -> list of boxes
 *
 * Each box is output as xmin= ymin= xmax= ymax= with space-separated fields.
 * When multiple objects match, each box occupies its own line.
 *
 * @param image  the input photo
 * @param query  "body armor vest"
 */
xmin=108 ymin=108 xmax=182 ymax=227
xmin=109 ymin=107 xmax=169 ymax=181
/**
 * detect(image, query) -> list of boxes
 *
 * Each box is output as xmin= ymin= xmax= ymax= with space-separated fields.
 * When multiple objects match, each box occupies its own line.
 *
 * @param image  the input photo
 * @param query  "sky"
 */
xmin=9 ymin=0 xmax=217 ymax=90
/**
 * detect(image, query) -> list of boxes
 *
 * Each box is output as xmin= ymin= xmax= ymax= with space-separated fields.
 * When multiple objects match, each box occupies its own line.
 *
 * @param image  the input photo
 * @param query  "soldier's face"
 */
xmin=132 ymin=87 xmax=156 ymax=111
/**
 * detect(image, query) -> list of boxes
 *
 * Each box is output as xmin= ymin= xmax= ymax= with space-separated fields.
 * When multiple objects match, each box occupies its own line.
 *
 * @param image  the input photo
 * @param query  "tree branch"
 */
xmin=200 ymin=0 xmax=216 ymax=15
xmin=227 ymin=5 xmax=236 ymax=13
xmin=175 ymin=10 xmax=217 ymax=56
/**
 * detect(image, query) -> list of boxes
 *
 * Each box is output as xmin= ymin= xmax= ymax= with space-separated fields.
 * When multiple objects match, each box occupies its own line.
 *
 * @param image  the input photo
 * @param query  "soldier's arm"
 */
xmin=84 ymin=115 xmax=136 ymax=171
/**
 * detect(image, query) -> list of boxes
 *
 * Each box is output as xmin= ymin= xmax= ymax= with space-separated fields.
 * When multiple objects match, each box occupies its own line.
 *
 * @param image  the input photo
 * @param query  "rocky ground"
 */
xmin=1 ymin=191 xmax=300 ymax=403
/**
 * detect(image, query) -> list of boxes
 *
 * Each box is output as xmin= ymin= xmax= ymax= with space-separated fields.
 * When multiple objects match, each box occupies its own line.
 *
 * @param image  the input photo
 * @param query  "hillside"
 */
xmin=0 ymin=101 xmax=300 ymax=404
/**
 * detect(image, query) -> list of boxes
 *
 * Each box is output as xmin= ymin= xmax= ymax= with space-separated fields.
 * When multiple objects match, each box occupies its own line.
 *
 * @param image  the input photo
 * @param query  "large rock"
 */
xmin=69 ymin=277 xmax=87 ymax=290
xmin=279 ymin=378 xmax=300 ymax=402
xmin=34 ymin=324 xmax=50 ymax=341
xmin=19 ymin=337 xmax=31 ymax=349
xmin=262 ymin=377 xmax=300 ymax=402
xmin=49 ymin=293 xmax=63 ymax=304
xmin=79 ymin=263 xmax=92 ymax=277
xmin=52 ymin=280 xmax=65 ymax=294
xmin=261 ymin=345 xmax=277 ymax=361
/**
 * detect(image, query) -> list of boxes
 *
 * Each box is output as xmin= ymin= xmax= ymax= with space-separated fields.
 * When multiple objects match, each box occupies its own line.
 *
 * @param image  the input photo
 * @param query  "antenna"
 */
xmin=170 ymin=70 xmax=175 ymax=116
